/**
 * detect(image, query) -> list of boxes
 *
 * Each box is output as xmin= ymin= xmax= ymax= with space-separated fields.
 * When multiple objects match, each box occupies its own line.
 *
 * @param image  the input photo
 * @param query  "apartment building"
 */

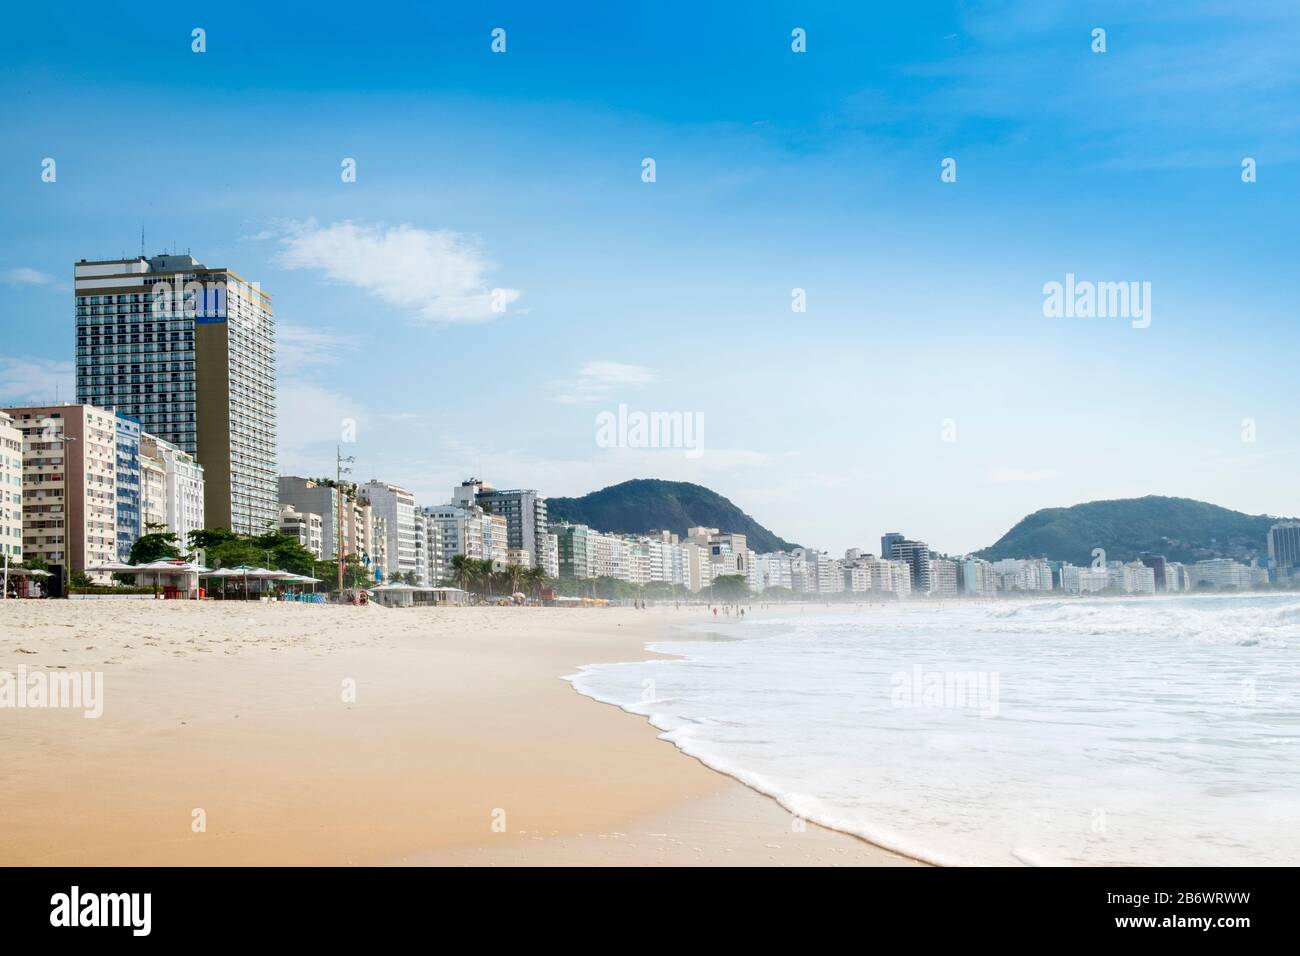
xmin=687 ymin=527 xmax=750 ymax=576
xmin=279 ymin=477 xmax=378 ymax=575
xmin=413 ymin=511 xmax=430 ymax=586
xmin=752 ymin=551 xmax=794 ymax=591
xmin=2 ymin=404 xmax=118 ymax=581
xmin=928 ymin=558 xmax=960 ymax=598
xmin=991 ymin=557 xmax=1054 ymax=592
xmin=139 ymin=432 xmax=205 ymax=544
xmin=113 ymin=415 xmax=141 ymax=561
xmin=1189 ymin=558 xmax=1260 ymax=590
xmin=959 ymin=557 xmax=998 ymax=597
xmin=886 ymin=538 xmax=932 ymax=594
xmin=279 ymin=504 xmax=324 ymax=559
xmin=539 ymin=532 xmax=559 ymax=578
xmin=423 ymin=502 xmax=508 ymax=579
xmin=1061 ymin=563 xmax=1109 ymax=594
xmin=363 ymin=481 xmax=418 ymax=582
xmin=0 ymin=411 xmax=22 ymax=561
xmin=458 ymin=479 xmax=550 ymax=568
xmin=139 ymin=440 xmax=167 ymax=533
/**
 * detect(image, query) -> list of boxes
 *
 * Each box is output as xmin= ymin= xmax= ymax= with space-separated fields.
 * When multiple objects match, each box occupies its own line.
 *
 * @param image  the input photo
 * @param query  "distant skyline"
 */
xmin=3 ymin=1 xmax=1298 ymax=554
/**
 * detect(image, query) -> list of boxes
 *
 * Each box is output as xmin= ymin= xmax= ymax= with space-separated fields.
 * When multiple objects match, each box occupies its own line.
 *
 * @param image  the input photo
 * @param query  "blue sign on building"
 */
xmin=194 ymin=284 xmax=227 ymax=324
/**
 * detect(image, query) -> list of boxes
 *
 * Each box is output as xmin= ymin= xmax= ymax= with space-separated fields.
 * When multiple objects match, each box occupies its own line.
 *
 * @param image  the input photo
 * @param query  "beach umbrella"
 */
xmin=82 ymin=561 xmax=140 ymax=574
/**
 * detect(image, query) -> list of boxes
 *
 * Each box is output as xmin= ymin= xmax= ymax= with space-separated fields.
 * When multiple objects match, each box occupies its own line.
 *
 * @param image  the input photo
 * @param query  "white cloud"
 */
xmin=0 ymin=356 xmax=74 ymax=405
xmin=276 ymin=220 xmax=520 ymax=323
xmin=276 ymin=320 xmax=351 ymax=370
xmin=552 ymin=360 xmax=657 ymax=404
xmin=275 ymin=378 xmax=368 ymax=476
xmin=4 ymin=267 xmax=55 ymax=286
xmin=988 ymin=467 xmax=1062 ymax=484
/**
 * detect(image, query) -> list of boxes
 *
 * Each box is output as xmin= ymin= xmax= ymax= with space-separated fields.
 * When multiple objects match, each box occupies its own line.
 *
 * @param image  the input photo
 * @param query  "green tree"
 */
xmin=503 ymin=561 xmax=525 ymax=597
xmin=313 ymin=554 xmax=368 ymax=591
xmin=129 ymin=523 xmax=183 ymax=565
xmin=521 ymin=565 xmax=548 ymax=598
xmin=188 ymin=527 xmax=317 ymax=575
xmin=710 ymin=574 xmax=749 ymax=602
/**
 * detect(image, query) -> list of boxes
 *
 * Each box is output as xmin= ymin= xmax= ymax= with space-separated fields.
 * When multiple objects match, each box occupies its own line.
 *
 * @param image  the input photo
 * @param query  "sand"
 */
xmin=0 ymin=601 xmax=917 ymax=866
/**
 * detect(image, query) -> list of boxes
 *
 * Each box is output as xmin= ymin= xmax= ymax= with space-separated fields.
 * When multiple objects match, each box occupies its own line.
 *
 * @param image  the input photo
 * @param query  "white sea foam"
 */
xmin=567 ymin=594 xmax=1300 ymax=866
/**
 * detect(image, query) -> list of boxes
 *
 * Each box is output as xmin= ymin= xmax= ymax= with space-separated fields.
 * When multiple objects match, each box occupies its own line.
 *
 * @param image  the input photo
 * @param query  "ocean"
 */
xmin=567 ymin=595 xmax=1300 ymax=865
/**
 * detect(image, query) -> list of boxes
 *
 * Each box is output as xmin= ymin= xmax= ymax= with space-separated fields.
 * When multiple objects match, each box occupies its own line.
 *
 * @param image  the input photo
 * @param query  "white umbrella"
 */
xmin=82 ymin=561 xmax=141 ymax=574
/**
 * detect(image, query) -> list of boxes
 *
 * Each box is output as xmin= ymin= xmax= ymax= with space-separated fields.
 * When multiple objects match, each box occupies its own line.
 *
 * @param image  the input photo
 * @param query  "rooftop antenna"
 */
xmin=141 ymin=225 xmax=145 ymax=258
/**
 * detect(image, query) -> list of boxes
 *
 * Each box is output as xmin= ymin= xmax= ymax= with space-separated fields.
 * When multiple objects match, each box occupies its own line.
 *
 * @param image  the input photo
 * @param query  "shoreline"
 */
xmin=0 ymin=601 xmax=916 ymax=866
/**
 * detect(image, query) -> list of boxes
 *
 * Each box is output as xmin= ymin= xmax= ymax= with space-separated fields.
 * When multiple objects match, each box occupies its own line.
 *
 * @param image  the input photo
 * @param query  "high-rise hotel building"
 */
xmin=74 ymin=254 xmax=277 ymax=534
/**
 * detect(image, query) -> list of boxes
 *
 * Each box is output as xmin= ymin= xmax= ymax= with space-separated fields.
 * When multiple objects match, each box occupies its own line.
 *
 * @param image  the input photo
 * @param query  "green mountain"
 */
xmin=546 ymin=479 xmax=799 ymax=553
xmin=977 ymin=495 xmax=1290 ymax=566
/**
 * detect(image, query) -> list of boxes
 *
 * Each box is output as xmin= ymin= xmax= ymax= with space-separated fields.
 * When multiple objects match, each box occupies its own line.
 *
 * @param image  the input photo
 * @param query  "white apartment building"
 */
xmin=1061 ymin=563 xmax=1109 ymax=594
xmin=369 ymin=514 xmax=387 ymax=579
xmin=592 ymin=531 xmax=626 ymax=580
xmin=881 ymin=558 xmax=913 ymax=599
xmin=551 ymin=523 xmax=701 ymax=591
xmin=752 ymin=551 xmax=794 ymax=592
xmin=843 ymin=563 xmax=872 ymax=593
xmin=413 ymin=511 xmax=430 ymax=586
xmin=279 ymin=504 xmax=324 ymax=559
xmin=1107 ymin=561 xmax=1156 ymax=595
xmin=928 ymin=558 xmax=960 ymax=598
xmin=539 ymin=533 xmax=559 ymax=577
xmin=790 ymin=548 xmax=842 ymax=594
xmin=139 ymin=442 xmax=167 ymax=533
xmin=424 ymin=503 xmax=508 ymax=579
xmin=789 ymin=550 xmax=811 ymax=593
xmin=1188 ymin=558 xmax=1257 ymax=590
xmin=841 ymin=553 xmax=913 ymax=599
xmin=0 ymin=412 xmax=22 ymax=561
xmin=688 ymin=527 xmax=750 ymax=577
xmin=364 ymin=480 xmax=418 ymax=582
xmin=992 ymin=558 xmax=1054 ymax=592
xmin=140 ymin=432 xmax=204 ymax=544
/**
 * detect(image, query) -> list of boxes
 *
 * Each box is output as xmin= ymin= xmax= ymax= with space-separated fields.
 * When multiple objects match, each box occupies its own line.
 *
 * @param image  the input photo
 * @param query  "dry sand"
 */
xmin=0 ymin=601 xmax=917 ymax=866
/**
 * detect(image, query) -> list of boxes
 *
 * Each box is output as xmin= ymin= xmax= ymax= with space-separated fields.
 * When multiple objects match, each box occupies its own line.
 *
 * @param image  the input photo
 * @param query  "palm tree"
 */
xmin=522 ymin=565 xmax=547 ymax=598
xmin=504 ymin=561 xmax=525 ymax=598
xmin=450 ymin=554 xmax=476 ymax=592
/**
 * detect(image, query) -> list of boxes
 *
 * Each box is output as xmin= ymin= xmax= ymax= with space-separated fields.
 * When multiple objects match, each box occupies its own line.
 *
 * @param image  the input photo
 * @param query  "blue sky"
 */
xmin=2 ymin=1 xmax=1298 ymax=554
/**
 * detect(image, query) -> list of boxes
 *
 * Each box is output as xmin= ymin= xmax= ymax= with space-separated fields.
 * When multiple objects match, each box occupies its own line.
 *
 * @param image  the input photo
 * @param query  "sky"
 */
xmin=2 ymin=0 xmax=1298 ymax=555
